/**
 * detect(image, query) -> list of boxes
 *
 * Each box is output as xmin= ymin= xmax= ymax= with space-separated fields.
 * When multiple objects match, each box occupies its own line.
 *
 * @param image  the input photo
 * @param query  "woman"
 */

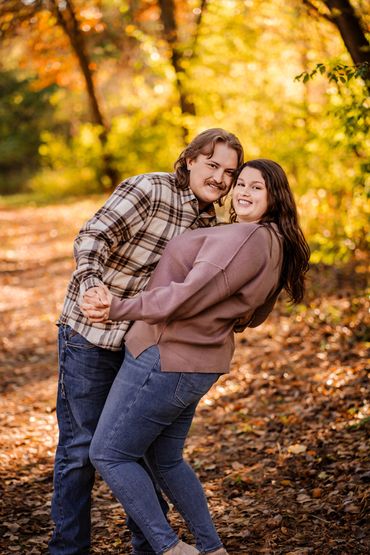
xmin=82 ymin=159 xmax=310 ymax=555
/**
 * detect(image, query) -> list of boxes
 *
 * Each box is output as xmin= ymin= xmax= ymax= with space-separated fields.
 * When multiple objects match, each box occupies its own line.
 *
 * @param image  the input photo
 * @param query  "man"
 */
xmin=49 ymin=128 xmax=243 ymax=555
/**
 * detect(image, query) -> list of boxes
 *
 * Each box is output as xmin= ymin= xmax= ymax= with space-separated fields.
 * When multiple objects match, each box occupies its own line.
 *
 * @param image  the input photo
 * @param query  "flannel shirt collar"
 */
xmin=178 ymin=182 xmax=217 ymax=220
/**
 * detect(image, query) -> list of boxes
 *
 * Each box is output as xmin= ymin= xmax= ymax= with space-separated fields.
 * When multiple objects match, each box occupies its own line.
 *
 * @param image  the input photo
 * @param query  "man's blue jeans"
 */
xmin=90 ymin=345 xmax=224 ymax=554
xmin=49 ymin=326 xmax=167 ymax=555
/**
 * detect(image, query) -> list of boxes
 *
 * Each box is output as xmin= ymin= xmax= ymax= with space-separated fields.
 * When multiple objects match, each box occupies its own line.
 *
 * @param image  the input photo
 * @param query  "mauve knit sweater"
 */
xmin=109 ymin=222 xmax=283 ymax=373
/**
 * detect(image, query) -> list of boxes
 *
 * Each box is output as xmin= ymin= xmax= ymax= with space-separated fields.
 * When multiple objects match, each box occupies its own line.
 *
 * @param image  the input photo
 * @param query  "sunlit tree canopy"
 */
xmin=0 ymin=0 xmax=369 ymax=262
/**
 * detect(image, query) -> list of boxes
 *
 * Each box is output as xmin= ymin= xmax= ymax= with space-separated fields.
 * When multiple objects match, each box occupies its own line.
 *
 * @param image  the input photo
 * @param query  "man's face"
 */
xmin=187 ymin=142 xmax=239 ymax=209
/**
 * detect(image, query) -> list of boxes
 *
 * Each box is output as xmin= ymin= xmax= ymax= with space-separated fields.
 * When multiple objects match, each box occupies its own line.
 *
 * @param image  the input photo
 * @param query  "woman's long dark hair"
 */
xmin=230 ymin=159 xmax=310 ymax=304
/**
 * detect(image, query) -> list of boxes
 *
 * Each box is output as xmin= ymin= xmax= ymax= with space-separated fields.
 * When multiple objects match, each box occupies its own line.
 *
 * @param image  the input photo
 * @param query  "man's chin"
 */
xmin=203 ymin=195 xmax=221 ymax=205
xmin=208 ymin=189 xmax=226 ymax=201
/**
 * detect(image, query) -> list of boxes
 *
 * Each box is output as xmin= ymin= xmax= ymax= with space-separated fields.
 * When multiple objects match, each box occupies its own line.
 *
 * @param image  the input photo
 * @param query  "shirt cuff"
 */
xmin=79 ymin=276 xmax=105 ymax=296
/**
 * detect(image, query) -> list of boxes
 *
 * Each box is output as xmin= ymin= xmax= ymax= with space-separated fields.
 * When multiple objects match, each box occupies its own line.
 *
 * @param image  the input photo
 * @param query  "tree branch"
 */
xmin=301 ymin=0 xmax=333 ymax=23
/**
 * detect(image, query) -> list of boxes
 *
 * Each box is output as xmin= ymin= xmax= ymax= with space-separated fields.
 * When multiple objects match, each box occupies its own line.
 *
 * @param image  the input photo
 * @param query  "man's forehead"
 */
xmin=202 ymin=144 xmax=237 ymax=160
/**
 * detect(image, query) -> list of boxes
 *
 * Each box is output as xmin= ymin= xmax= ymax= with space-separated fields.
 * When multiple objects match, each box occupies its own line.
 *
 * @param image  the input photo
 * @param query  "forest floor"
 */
xmin=0 ymin=199 xmax=368 ymax=555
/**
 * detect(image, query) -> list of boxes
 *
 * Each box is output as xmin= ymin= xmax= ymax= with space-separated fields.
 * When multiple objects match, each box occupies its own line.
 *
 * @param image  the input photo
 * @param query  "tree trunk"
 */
xmin=50 ymin=0 xmax=119 ymax=190
xmin=50 ymin=0 xmax=106 ymax=127
xmin=157 ymin=0 xmax=196 ymax=139
xmin=323 ymin=0 xmax=370 ymax=69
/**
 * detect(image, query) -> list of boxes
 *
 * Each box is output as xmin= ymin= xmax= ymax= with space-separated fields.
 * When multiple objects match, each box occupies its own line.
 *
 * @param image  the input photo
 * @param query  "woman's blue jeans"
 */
xmin=90 ymin=345 xmax=224 ymax=555
xmin=49 ymin=326 xmax=167 ymax=555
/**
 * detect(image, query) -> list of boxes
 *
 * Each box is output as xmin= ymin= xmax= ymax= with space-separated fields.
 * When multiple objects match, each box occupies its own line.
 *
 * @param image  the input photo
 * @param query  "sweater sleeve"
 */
xmin=72 ymin=177 xmax=152 ymax=295
xmin=109 ymin=261 xmax=229 ymax=324
xmin=109 ymin=228 xmax=273 ymax=324
xmin=233 ymin=287 xmax=282 ymax=332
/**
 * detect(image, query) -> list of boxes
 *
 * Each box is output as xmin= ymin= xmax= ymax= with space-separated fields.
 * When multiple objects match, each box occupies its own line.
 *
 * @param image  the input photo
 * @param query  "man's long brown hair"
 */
xmin=174 ymin=128 xmax=244 ymax=192
xmin=230 ymin=159 xmax=310 ymax=304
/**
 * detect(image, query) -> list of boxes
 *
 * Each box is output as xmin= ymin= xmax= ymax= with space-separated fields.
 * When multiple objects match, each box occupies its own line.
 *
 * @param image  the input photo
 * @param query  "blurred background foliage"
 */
xmin=0 ymin=0 xmax=369 ymax=265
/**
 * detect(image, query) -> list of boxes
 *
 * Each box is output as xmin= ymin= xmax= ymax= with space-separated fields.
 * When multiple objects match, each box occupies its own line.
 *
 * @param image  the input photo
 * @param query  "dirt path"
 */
xmin=0 ymin=200 xmax=368 ymax=554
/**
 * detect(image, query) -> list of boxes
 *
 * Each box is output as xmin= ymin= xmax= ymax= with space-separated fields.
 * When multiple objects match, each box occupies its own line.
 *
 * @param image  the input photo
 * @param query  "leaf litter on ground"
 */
xmin=0 ymin=200 xmax=368 ymax=554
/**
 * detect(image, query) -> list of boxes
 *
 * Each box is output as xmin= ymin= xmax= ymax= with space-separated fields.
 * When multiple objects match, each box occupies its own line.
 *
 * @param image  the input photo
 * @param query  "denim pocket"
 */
xmin=174 ymin=372 xmax=220 ymax=408
xmin=65 ymin=329 xmax=97 ymax=350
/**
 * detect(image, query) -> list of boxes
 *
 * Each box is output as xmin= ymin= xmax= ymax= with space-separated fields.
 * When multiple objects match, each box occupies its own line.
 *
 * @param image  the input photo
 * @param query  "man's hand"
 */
xmin=79 ymin=285 xmax=113 ymax=323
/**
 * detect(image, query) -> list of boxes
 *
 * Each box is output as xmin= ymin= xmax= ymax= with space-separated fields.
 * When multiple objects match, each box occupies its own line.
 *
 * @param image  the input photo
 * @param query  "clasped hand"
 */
xmin=80 ymin=285 xmax=112 ymax=323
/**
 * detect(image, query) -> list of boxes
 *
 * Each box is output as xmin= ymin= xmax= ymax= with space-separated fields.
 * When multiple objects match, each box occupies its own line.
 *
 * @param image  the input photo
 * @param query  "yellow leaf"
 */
xmin=287 ymin=444 xmax=307 ymax=454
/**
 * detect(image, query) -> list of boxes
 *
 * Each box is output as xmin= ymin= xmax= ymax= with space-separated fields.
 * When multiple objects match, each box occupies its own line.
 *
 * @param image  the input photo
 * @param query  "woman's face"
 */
xmin=232 ymin=166 xmax=268 ymax=223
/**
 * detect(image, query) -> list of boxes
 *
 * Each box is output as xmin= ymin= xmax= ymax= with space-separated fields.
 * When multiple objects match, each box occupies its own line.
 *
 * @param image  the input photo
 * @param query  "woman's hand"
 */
xmin=80 ymin=285 xmax=113 ymax=323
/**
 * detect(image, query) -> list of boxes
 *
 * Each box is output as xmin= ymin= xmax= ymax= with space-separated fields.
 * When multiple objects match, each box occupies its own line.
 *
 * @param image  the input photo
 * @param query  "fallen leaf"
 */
xmin=287 ymin=444 xmax=307 ymax=454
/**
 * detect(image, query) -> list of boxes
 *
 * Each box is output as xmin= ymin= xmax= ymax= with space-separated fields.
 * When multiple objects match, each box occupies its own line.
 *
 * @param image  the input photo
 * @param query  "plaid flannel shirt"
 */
xmin=58 ymin=172 xmax=217 ymax=350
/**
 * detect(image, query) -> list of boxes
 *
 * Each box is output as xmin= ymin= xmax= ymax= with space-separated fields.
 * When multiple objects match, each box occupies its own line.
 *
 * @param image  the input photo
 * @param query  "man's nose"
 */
xmin=213 ymin=168 xmax=224 ymax=183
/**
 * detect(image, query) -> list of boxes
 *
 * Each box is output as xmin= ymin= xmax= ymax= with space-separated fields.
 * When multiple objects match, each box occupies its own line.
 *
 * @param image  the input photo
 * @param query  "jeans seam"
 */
xmin=53 ymin=460 xmax=66 ymax=547
xmin=60 ymin=373 xmax=76 ymax=440
xmin=108 ymin=468 xmax=176 ymax=554
xmin=59 ymin=331 xmax=66 ymax=399
xmin=152 ymin=447 xmax=202 ymax=551
xmin=54 ymin=397 xmax=75 ymax=544
xmin=101 ymin=353 xmax=160 ymax=451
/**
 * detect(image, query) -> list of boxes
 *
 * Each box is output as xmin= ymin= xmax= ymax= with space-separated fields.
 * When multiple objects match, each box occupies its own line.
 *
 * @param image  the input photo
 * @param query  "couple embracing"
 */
xmin=49 ymin=128 xmax=310 ymax=555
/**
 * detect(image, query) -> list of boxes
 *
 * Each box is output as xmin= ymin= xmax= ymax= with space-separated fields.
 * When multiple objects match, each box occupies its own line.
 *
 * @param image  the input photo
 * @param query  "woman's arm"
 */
xmin=80 ymin=263 xmax=227 ymax=323
xmin=81 ymin=227 xmax=274 ymax=325
xmin=233 ymin=286 xmax=282 ymax=332
xmin=108 ymin=261 xmax=229 ymax=324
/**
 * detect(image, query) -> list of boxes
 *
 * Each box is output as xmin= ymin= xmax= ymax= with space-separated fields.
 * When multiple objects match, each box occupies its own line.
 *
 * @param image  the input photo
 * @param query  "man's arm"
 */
xmin=72 ymin=177 xmax=153 ymax=297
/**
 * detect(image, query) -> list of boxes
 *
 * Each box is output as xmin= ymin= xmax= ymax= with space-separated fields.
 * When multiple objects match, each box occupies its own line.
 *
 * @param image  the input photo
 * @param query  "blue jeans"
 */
xmin=49 ymin=326 xmax=167 ymax=555
xmin=90 ymin=345 xmax=223 ymax=555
